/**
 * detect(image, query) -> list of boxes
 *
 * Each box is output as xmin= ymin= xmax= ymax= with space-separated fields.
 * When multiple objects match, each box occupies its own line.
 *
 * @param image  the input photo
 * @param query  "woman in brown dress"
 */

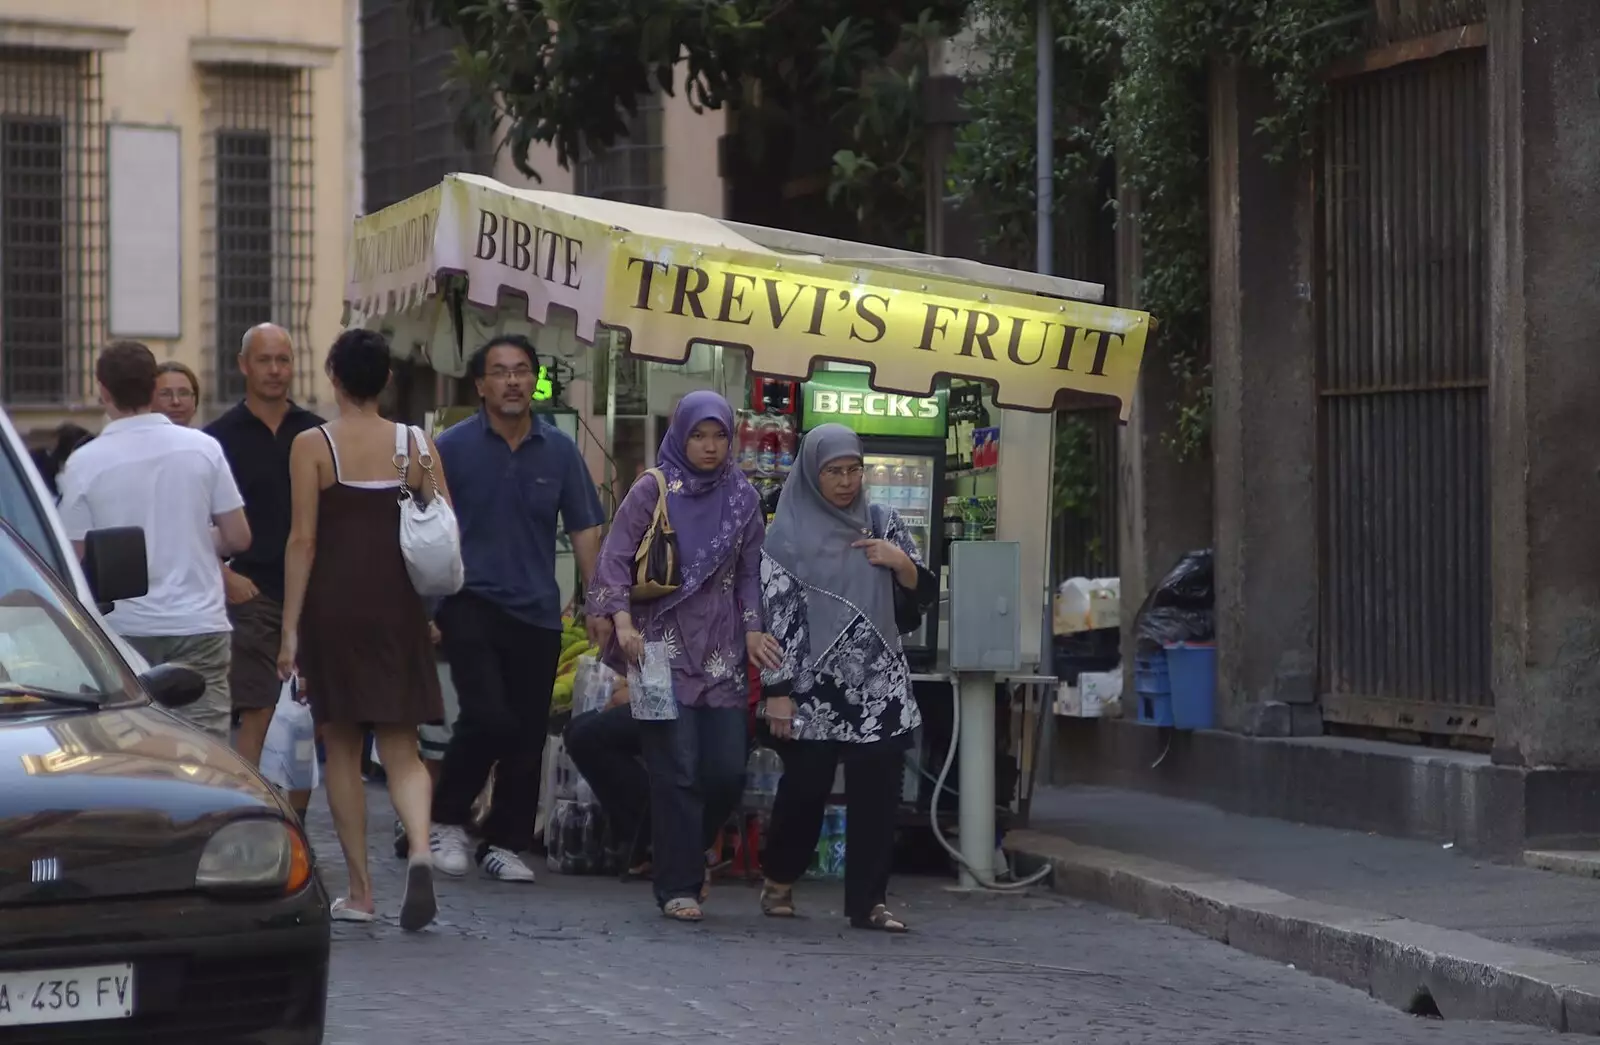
xmin=278 ymin=328 xmax=450 ymax=931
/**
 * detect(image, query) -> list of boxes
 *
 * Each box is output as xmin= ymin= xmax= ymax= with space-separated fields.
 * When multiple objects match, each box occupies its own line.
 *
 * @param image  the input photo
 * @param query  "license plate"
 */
xmin=0 ymin=964 xmax=134 ymax=1026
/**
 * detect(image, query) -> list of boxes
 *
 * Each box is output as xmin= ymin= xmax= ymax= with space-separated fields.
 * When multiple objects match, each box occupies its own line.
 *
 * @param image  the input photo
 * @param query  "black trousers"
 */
xmin=432 ymin=592 xmax=562 ymax=854
xmin=563 ymin=704 xmax=650 ymax=860
xmin=763 ymin=733 xmax=909 ymax=921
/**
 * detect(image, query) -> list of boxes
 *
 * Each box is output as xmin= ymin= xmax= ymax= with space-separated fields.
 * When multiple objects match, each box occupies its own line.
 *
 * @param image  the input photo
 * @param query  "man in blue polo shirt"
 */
xmin=429 ymin=334 xmax=606 ymax=882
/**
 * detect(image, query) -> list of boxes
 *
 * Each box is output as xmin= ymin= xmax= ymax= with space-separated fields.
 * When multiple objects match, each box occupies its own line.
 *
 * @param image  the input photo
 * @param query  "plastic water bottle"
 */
xmin=743 ymin=747 xmax=784 ymax=813
xmin=545 ymin=800 xmax=570 ymax=873
xmin=563 ymin=800 xmax=589 ymax=875
xmin=578 ymin=802 xmax=605 ymax=874
xmin=910 ymin=465 xmax=928 ymax=512
xmin=889 ymin=464 xmax=910 ymax=510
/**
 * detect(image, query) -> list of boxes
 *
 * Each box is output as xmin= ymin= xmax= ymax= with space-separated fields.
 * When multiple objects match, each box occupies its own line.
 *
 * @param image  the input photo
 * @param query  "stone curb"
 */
xmin=1005 ymin=828 xmax=1600 ymax=1036
xmin=1526 ymin=850 xmax=1600 ymax=880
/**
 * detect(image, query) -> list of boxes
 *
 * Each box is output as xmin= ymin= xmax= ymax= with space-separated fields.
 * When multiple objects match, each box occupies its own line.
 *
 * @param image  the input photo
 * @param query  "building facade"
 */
xmin=0 ymin=0 xmax=356 ymax=433
xmin=357 ymin=0 xmax=730 ymax=503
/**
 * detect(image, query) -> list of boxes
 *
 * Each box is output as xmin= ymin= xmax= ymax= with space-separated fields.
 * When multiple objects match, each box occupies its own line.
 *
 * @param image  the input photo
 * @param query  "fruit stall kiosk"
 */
xmin=344 ymin=172 xmax=1152 ymax=876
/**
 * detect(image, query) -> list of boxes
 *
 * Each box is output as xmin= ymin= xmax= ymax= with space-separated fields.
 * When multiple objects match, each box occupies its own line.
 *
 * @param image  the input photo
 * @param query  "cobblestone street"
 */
xmin=310 ymin=789 xmax=1562 ymax=1044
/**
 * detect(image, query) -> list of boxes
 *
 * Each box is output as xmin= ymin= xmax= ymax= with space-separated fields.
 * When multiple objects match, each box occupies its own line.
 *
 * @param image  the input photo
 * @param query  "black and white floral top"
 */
xmin=759 ymin=507 xmax=937 ymax=744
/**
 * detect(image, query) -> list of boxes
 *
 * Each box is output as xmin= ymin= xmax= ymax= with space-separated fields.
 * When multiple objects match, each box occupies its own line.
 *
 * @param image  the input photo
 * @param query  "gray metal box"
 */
xmin=947 ymin=541 xmax=1023 ymax=672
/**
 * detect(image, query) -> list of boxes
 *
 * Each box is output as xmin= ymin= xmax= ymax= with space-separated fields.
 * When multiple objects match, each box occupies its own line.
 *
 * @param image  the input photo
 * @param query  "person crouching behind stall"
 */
xmin=586 ymin=390 xmax=782 ymax=922
xmin=757 ymin=423 xmax=938 ymax=933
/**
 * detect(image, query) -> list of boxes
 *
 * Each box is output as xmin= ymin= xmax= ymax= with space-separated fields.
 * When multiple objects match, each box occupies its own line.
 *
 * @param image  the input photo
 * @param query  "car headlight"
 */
xmin=196 ymin=819 xmax=312 ymax=893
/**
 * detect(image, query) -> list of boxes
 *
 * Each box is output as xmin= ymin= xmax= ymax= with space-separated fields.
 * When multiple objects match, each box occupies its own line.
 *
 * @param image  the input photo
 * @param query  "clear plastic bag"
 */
xmin=572 ymin=654 xmax=617 ymax=716
xmin=627 ymin=641 xmax=678 ymax=721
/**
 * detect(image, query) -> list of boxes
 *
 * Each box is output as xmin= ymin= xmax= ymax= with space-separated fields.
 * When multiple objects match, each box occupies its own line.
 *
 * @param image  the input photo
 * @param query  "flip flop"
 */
xmin=330 ymin=898 xmax=376 ymax=923
xmin=399 ymin=860 xmax=438 ymax=932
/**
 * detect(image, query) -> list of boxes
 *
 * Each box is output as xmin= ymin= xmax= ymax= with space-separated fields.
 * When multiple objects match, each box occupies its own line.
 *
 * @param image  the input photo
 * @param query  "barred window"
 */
xmin=0 ymin=48 xmax=104 ymax=405
xmin=575 ymin=94 xmax=664 ymax=208
xmin=200 ymin=65 xmax=314 ymax=405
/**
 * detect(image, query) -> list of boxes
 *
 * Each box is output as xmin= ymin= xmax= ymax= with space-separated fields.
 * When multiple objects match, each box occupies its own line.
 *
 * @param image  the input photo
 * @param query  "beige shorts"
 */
xmin=126 ymin=631 xmax=232 ymax=741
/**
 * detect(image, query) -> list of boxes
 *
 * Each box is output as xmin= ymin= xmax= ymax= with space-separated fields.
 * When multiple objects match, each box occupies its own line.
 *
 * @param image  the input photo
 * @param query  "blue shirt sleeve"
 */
xmin=559 ymin=437 xmax=606 ymax=534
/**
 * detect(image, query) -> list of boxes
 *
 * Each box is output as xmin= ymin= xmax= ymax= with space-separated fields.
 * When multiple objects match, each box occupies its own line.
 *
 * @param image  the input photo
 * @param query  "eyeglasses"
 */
xmin=486 ymin=366 xmax=535 ymax=382
xmin=820 ymin=464 xmax=864 ymax=480
xmin=156 ymin=388 xmax=196 ymax=402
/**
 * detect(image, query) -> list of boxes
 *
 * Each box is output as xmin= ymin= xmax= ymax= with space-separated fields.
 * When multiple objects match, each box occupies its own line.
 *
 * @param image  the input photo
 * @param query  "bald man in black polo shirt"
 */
xmin=205 ymin=323 xmax=324 ymax=777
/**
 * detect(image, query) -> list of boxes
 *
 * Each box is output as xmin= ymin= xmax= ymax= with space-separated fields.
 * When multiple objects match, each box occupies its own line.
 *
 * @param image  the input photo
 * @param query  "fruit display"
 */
xmin=551 ymin=613 xmax=599 ymax=717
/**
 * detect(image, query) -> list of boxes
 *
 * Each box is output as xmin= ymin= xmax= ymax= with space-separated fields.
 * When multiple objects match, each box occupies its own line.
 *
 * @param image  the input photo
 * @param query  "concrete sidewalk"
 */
xmin=1006 ymin=786 xmax=1600 ymax=1035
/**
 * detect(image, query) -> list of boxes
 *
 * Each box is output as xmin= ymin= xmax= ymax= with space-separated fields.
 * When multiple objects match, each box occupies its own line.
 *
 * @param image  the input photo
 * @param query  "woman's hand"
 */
xmin=746 ymin=632 xmax=783 ymax=672
xmin=615 ymin=615 xmax=645 ymax=663
xmin=853 ymin=538 xmax=918 ymax=589
xmin=852 ymin=538 xmax=910 ymax=572
xmin=764 ymin=695 xmax=796 ymax=740
xmin=276 ymin=631 xmax=298 ymax=682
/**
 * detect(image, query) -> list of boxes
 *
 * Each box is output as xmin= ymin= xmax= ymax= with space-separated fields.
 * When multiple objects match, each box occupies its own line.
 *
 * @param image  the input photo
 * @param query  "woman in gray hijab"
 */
xmin=757 ymin=423 xmax=937 ymax=932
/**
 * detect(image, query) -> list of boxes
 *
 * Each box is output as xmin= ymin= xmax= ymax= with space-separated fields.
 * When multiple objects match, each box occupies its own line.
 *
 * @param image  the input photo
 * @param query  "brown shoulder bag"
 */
xmin=631 ymin=468 xmax=682 ymax=601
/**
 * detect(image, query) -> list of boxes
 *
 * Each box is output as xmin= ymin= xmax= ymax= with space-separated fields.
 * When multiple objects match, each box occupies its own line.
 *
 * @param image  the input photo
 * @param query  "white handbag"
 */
xmin=393 ymin=423 xmax=464 ymax=597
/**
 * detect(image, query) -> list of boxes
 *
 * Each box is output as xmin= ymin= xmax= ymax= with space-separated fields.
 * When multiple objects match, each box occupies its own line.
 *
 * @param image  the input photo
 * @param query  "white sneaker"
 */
xmin=480 ymin=845 xmax=537 ymax=883
xmin=430 ymin=824 xmax=471 ymax=878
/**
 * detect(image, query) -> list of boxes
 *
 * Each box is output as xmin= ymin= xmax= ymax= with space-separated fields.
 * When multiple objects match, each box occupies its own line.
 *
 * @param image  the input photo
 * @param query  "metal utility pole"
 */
xmin=1036 ymin=0 xmax=1053 ymax=277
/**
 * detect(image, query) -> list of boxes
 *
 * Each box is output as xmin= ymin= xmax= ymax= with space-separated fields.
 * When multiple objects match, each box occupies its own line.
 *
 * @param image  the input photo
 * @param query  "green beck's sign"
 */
xmin=801 ymin=371 xmax=947 ymax=438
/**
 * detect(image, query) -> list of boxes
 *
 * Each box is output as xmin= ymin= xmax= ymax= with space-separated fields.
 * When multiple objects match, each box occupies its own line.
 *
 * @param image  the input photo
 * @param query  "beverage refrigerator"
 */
xmin=858 ymin=438 xmax=944 ymax=669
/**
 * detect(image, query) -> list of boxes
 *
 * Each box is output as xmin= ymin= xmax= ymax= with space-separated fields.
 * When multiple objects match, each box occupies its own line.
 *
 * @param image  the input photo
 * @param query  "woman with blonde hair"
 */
xmin=154 ymin=361 xmax=201 ymax=427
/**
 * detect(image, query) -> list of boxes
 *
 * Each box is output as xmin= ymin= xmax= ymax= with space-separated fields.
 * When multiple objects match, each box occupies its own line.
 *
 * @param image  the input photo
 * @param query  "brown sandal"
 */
xmin=851 ymin=904 xmax=909 ymax=933
xmin=760 ymin=882 xmax=796 ymax=918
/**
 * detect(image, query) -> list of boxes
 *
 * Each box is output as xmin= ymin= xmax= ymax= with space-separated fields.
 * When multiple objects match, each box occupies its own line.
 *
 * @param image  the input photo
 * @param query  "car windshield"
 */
xmin=0 ymin=524 xmax=129 ymax=707
xmin=0 ymin=427 xmax=70 ymax=581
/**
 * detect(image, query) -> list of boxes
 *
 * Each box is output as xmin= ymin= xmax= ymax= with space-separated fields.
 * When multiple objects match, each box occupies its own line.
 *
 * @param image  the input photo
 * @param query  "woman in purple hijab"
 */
xmin=587 ymin=389 xmax=780 ymax=921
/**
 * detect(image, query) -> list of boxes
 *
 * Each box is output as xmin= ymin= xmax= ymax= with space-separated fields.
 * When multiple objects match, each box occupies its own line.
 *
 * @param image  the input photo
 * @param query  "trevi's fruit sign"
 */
xmin=346 ymin=174 xmax=1151 ymax=418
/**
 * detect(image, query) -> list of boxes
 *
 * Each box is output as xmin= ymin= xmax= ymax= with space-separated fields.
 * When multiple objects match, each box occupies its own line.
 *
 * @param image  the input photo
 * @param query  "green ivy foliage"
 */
xmin=950 ymin=0 xmax=1365 ymax=461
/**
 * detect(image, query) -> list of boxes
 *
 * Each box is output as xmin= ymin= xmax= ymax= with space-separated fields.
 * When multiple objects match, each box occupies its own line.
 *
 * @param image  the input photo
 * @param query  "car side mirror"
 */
xmin=82 ymin=527 xmax=148 ymax=611
xmin=140 ymin=663 xmax=206 ymax=709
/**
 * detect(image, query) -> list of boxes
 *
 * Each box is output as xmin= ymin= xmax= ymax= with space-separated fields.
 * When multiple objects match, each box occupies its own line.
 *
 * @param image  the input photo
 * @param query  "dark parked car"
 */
xmin=0 ymin=520 xmax=329 ymax=1043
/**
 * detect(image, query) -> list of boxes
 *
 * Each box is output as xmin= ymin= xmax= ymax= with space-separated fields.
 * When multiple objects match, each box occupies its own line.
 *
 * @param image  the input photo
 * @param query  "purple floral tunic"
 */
xmin=586 ymin=471 xmax=766 ymax=709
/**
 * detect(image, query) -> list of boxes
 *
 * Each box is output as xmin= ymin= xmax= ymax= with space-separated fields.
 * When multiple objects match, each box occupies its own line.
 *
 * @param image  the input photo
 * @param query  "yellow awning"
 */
xmin=346 ymin=173 xmax=1151 ymax=417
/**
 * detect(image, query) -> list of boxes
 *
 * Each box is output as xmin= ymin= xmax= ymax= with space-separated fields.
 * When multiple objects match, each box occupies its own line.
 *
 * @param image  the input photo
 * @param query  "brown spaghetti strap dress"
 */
xmin=297 ymin=427 xmax=443 ymax=727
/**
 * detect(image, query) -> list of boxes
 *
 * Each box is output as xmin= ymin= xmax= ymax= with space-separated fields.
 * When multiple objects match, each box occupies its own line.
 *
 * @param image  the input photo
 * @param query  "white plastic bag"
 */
xmin=260 ymin=675 xmax=319 ymax=792
xmin=627 ymin=641 xmax=678 ymax=721
xmin=573 ymin=654 xmax=617 ymax=716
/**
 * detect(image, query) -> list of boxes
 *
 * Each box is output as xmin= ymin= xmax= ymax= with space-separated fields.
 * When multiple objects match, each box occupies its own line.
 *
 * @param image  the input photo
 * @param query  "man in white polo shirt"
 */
xmin=58 ymin=341 xmax=253 ymax=740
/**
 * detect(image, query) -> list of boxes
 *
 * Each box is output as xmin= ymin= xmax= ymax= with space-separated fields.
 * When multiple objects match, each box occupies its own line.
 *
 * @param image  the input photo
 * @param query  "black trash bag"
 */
xmin=1134 ymin=548 xmax=1215 ymax=653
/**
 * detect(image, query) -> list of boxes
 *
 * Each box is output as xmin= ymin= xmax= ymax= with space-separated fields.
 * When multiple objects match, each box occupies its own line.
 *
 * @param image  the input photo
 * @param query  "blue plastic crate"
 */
xmin=1137 ymin=693 xmax=1175 ymax=727
xmin=1164 ymin=642 xmax=1217 ymax=730
xmin=1134 ymin=653 xmax=1170 ymax=696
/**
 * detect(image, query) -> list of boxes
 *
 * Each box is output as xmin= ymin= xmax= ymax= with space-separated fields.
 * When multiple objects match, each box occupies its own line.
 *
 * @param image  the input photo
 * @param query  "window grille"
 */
xmin=200 ymin=65 xmax=314 ymax=405
xmin=0 ymin=47 xmax=104 ymax=405
xmin=360 ymin=0 xmax=492 ymax=212
xmin=575 ymin=94 xmax=665 ymax=208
